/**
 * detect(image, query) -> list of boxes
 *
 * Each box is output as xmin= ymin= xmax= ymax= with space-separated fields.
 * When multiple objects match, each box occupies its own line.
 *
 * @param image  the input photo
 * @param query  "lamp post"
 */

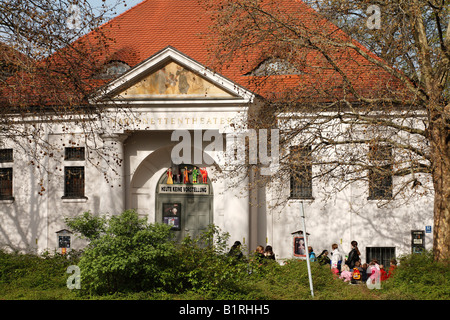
xmin=300 ymin=201 xmax=314 ymax=298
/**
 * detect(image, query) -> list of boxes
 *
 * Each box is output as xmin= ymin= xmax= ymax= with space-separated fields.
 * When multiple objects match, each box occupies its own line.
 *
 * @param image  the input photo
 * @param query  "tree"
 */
xmin=0 ymin=0 xmax=130 ymax=184
xmin=203 ymin=0 xmax=449 ymax=261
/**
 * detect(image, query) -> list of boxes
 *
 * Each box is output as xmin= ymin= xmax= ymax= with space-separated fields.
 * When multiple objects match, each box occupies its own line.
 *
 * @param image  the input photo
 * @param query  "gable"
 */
xmin=119 ymin=60 xmax=234 ymax=99
xmin=92 ymin=46 xmax=253 ymax=105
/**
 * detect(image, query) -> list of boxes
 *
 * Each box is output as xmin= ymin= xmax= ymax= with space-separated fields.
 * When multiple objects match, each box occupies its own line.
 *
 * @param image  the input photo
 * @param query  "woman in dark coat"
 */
xmin=346 ymin=240 xmax=361 ymax=269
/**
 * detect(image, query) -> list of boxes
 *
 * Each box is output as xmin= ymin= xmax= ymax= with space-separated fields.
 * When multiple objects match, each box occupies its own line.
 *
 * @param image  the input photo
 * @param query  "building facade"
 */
xmin=0 ymin=0 xmax=434 ymax=264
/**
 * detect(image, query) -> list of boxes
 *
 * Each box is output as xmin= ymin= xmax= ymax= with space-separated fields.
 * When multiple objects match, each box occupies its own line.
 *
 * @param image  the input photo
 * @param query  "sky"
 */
xmin=88 ymin=0 xmax=143 ymax=19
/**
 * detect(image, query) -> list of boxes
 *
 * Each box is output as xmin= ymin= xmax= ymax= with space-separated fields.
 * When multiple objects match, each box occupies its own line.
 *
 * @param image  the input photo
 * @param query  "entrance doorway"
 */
xmin=155 ymin=164 xmax=213 ymax=242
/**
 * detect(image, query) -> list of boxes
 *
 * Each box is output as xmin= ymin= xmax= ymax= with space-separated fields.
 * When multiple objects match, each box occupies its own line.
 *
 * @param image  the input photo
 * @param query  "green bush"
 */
xmin=382 ymin=251 xmax=450 ymax=299
xmin=65 ymin=211 xmax=106 ymax=241
xmin=0 ymin=249 xmax=79 ymax=291
xmin=68 ymin=210 xmax=258 ymax=297
xmin=69 ymin=210 xmax=180 ymax=294
xmin=172 ymin=225 xmax=253 ymax=299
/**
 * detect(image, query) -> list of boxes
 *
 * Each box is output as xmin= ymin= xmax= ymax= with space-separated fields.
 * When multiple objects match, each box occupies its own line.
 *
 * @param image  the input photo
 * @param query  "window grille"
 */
xmin=366 ymin=247 xmax=396 ymax=268
xmin=290 ymin=146 xmax=313 ymax=199
xmin=0 ymin=149 xmax=13 ymax=163
xmin=63 ymin=166 xmax=85 ymax=198
xmin=368 ymin=144 xmax=393 ymax=200
xmin=0 ymin=168 xmax=13 ymax=199
xmin=64 ymin=147 xmax=85 ymax=161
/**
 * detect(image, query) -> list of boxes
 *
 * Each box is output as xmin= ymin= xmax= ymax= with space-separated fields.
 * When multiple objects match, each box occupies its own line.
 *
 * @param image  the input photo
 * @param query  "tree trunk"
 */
xmin=430 ymin=101 xmax=450 ymax=262
xmin=432 ymin=156 xmax=450 ymax=262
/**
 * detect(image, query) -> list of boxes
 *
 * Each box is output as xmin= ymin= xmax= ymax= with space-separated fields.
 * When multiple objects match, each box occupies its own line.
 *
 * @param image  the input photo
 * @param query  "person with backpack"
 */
xmin=345 ymin=240 xmax=360 ymax=269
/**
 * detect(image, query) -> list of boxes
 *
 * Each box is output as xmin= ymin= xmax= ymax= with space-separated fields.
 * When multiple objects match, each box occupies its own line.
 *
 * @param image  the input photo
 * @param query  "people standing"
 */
xmin=308 ymin=246 xmax=316 ymax=262
xmin=346 ymin=240 xmax=361 ymax=269
xmin=330 ymin=243 xmax=343 ymax=273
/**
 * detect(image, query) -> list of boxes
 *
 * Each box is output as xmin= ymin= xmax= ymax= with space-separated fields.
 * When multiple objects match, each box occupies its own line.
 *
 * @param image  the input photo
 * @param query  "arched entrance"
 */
xmin=155 ymin=164 xmax=213 ymax=242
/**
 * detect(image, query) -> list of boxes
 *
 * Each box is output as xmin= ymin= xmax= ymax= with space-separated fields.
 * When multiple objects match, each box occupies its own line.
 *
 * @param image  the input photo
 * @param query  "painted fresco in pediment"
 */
xmin=118 ymin=61 xmax=234 ymax=99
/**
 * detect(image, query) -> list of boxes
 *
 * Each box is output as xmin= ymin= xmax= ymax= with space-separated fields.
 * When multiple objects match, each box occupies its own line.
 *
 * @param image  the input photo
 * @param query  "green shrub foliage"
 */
xmin=382 ymin=250 xmax=450 ymax=299
xmin=2 ymin=209 xmax=448 ymax=299
xmin=71 ymin=210 xmax=179 ymax=294
xmin=0 ymin=249 xmax=79 ymax=291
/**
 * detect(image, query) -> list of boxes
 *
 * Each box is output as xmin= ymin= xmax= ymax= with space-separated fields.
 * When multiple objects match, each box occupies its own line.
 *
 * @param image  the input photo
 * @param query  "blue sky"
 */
xmin=88 ymin=0 xmax=143 ymax=19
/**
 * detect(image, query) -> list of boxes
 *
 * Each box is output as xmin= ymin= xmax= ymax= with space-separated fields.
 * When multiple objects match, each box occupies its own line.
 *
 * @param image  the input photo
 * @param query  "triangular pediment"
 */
xmin=92 ymin=46 xmax=253 ymax=104
xmin=120 ymin=60 xmax=234 ymax=99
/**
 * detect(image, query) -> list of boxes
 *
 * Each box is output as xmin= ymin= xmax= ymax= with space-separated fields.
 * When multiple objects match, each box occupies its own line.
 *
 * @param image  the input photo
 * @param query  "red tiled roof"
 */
xmin=81 ymin=0 xmax=407 ymax=101
xmin=2 ymin=0 xmax=409 ymax=106
xmin=83 ymin=0 xmax=212 ymax=68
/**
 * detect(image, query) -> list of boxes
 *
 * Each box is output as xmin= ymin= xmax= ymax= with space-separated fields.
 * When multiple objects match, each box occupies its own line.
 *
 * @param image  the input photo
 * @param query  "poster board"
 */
xmin=163 ymin=203 xmax=181 ymax=230
xmin=411 ymin=230 xmax=425 ymax=253
xmin=293 ymin=236 xmax=306 ymax=257
xmin=292 ymin=230 xmax=309 ymax=259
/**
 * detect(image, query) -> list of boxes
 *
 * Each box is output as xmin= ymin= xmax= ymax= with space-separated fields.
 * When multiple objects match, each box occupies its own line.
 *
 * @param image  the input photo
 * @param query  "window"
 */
xmin=246 ymin=58 xmax=303 ymax=76
xmin=290 ymin=146 xmax=313 ymax=199
xmin=0 ymin=168 xmax=13 ymax=200
xmin=0 ymin=148 xmax=14 ymax=201
xmin=366 ymin=247 xmax=395 ymax=267
xmin=95 ymin=61 xmax=130 ymax=79
xmin=0 ymin=149 xmax=13 ymax=163
xmin=64 ymin=147 xmax=85 ymax=161
xmin=368 ymin=144 xmax=393 ymax=200
xmin=63 ymin=147 xmax=87 ymax=200
xmin=63 ymin=166 xmax=85 ymax=198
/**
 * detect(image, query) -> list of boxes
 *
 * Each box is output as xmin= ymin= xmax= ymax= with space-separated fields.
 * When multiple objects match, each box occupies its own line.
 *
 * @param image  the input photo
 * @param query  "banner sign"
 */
xmin=159 ymin=184 xmax=209 ymax=195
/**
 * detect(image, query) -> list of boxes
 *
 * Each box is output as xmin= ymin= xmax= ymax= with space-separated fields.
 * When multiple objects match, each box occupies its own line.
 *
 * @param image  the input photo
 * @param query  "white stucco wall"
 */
xmin=265 ymin=176 xmax=434 ymax=262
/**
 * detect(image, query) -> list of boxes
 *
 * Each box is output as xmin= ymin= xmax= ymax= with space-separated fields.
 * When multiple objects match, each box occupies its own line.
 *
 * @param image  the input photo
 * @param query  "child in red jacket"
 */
xmin=387 ymin=259 xmax=398 ymax=279
xmin=380 ymin=264 xmax=388 ymax=281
